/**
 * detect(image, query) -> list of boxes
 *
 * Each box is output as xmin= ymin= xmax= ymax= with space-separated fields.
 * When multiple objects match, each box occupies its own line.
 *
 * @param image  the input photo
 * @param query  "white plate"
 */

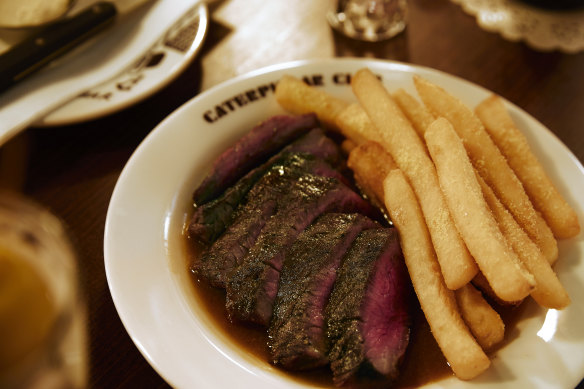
xmin=104 ymin=58 xmax=584 ymax=389
xmin=0 ymin=0 xmax=208 ymax=144
xmin=38 ymin=1 xmax=208 ymax=126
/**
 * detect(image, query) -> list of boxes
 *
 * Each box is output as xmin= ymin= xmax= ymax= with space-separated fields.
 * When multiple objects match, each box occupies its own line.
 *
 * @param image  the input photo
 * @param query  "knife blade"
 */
xmin=0 ymin=0 xmax=152 ymax=92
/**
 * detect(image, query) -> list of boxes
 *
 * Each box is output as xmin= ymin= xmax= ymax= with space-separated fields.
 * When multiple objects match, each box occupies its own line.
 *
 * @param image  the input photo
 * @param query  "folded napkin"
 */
xmin=0 ymin=0 xmax=200 ymax=145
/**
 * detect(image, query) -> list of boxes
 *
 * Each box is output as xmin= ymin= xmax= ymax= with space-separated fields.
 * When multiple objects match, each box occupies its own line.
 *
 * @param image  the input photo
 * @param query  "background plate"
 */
xmin=0 ymin=0 xmax=208 ymax=145
xmin=451 ymin=0 xmax=584 ymax=53
xmin=37 ymin=1 xmax=208 ymax=126
xmin=104 ymin=58 xmax=584 ymax=389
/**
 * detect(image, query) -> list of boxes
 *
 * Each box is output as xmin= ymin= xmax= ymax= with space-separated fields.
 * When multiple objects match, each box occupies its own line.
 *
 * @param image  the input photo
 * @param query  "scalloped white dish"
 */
xmin=104 ymin=58 xmax=584 ymax=388
xmin=451 ymin=0 xmax=584 ymax=53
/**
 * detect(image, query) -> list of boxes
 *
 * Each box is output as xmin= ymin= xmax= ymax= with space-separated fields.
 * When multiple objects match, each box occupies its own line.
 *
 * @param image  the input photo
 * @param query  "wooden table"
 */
xmin=1 ymin=0 xmax=583 ymax=387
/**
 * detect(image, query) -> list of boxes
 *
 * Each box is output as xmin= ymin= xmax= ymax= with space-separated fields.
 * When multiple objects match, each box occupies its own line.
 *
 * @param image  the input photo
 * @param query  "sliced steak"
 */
xmin=191 ymin=196 xmax=277 ymax=288
xmin=325 ymin=228 xmax=412 ymax=386
xmin=188 ymin=128 xmax=344 ymax=245
xmin=192 ymin=113 xmax=319 ymax=206
xmin=268 ymin=213 xmax=378 ymax=371
xmin=191 ymin=153 xmax=338 ymax=288
xmin=225 ymin=174 xmax=377 ymax=327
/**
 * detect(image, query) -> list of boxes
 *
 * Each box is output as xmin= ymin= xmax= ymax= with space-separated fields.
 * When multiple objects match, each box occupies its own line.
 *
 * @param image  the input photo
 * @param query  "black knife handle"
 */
xmin=0 ymin=2 xmax=117 ymax=92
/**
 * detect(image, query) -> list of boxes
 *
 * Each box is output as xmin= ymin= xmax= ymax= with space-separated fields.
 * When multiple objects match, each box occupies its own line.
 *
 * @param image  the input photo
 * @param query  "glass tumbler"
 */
xmin=328 ymin=0 xmax=408 ymax=42
xmin=0 ymin=192 xmax=87 ymax=389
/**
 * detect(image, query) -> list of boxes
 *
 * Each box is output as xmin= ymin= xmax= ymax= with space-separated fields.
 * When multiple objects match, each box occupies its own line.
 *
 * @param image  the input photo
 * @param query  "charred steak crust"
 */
xmin=192 ymin=113 xmax=319 ymax=206
xmin=188 ymin=129 xmax=344 ymax=245
xmin=268 ymin=213 xmax=379 ymax=371
xmin=325 ymin=228 xmax=412 ymax=386
xmin=191 ymin=153 xmax=347 ymax=288
xmin=225 ymin=172 xmax=376 ymax=326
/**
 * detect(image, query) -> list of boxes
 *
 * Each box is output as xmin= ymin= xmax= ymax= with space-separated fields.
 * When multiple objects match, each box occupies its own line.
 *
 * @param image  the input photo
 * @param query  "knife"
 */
xmin=0 ymin=0 xmax=151 ymax=92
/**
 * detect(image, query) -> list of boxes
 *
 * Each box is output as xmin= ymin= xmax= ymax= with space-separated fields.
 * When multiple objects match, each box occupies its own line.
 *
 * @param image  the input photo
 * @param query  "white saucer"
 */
xmin=0 ymin=0 xmax=208 ymax=145
xmin=452 ymin=0 xmax=584 ymax=53
xmin=38 ymin=2 xmax=208 ymax=126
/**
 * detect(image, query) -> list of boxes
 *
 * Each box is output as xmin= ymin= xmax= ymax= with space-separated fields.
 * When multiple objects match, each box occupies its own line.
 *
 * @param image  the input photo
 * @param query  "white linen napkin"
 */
xmin=0 ymin=0 xmax=200 ymax=145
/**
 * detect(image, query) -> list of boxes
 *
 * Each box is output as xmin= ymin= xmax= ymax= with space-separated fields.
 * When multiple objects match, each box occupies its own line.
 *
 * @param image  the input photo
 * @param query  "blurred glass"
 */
xmin=328 ymin=0 xmax=408 ymax=42
xmin=0 ymin=192 xmax=86 ymax=389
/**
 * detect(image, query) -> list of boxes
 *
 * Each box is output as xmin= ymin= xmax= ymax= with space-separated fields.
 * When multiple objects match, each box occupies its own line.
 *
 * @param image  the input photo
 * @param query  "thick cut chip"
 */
xmin=275 ymin=75 xmax=348 ymax=130
xmin=340 ymin=139 xmax=357 ymax=155
xmin=351 ymin=68 xmax=477 ymax=290
xmin=414 ymin=75 xmax=558 ymax=264
xmin=477 ymin=173 xmax=571 ymax=309
xmin=392 ymin=88 xmax=435 ymax=139
xmin=383 ymin=169 xmax=490 ymax=380
xmin=424 ymin=117 xmax=535 ymax=302
xmin=334 ymin=103 xmax=377 ymax=145
xmin=475 ymin=94 xmax=580 ymax=240
xmin=347 ymin=140 xmax=397 ymax=209
xmin=455 ymin=284 xmax=505 ymax=350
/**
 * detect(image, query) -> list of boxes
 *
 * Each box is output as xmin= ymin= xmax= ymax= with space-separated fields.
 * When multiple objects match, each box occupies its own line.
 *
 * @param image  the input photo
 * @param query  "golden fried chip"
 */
xmin=334 ymin=103 xmax=377 ymax=145
xmin=275 ymin=74 xmax=348 ymax=130
xmin=414 ymin=75 xmax=558 ymax=264
xmin=477 ymin=173 xmax=571 ymax=309
xmin=471 ymin=272 xmax=507 ymax=305
xmin=425 ymin=117 xmax=534 ymax=302
xmin=352 ymin=68 xmax=477 ymax=290
xmin=340 ymin=138 xmax=357 ymax=155
xmin=347 ymin=141 xmax=397 ymax=208
xmin=455 ymin=283 xmax=505 ymax=350
xmin=383 ymin=169 xmax=490 ymax=380
xmin=476 ymin=94 xmax=580 ymax=240
xmin=392 ymin=88 xmax=435 ymax=139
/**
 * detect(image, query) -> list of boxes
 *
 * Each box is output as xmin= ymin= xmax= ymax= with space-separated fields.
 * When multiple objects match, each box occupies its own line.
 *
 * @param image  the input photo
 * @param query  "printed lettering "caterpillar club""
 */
xmin=201 ymin=73 xmax=366 ymax=124
xmin=203 ymin=83 xmax=277 ymax=123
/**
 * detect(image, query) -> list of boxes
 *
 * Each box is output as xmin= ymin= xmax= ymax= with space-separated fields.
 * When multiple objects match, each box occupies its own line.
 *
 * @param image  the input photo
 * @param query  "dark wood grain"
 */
xmin=1 ymin=0 xmax=583 ymax=387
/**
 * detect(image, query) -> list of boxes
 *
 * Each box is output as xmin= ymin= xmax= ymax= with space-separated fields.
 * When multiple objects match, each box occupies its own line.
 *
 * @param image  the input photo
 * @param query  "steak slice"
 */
xmin=325 ymin=228 xmax=412 ymax=386
xmin=191 ymin=197 xmax=277 ymax=288
xmin=225 ymin=174 xmax=377 ymax=326
xmin=268 ymin=213 xmax=378 ymax=371
xmin=192 ymin=113 xmax=319 ymax=206
xmin=188 ymin=128 xmax=344 ymax=245
xmin=191 ymin=153 xmax=340 ymax=288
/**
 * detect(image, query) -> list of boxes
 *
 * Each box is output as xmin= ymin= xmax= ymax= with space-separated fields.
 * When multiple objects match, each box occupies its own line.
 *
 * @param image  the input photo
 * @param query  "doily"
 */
xmin=451 ymin=0 xmax=584 ymax=53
